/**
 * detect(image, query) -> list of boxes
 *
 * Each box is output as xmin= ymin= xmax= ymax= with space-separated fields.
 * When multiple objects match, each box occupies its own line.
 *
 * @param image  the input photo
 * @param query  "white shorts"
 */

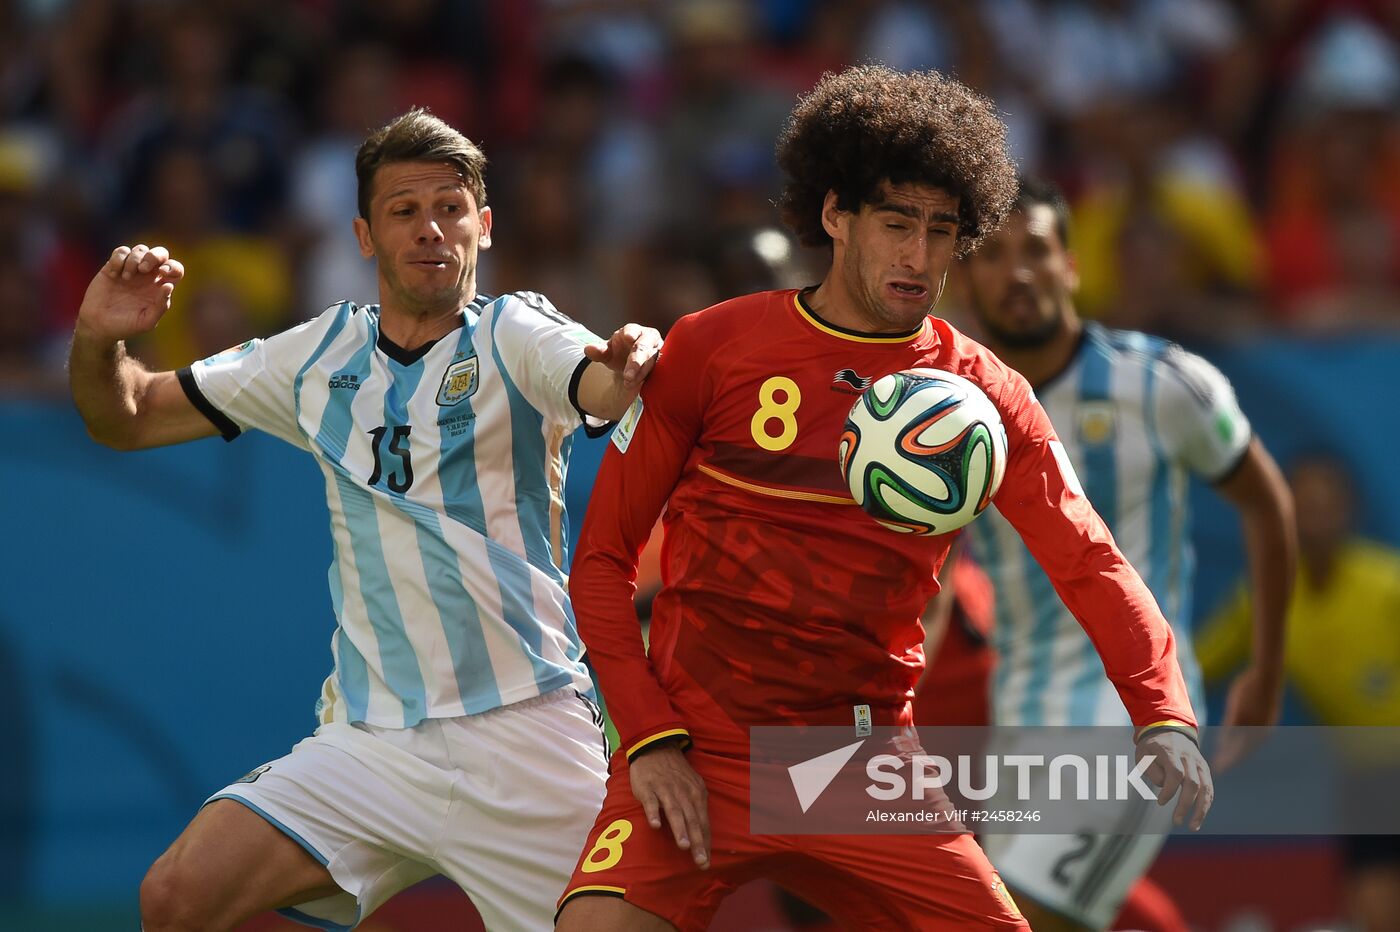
xmin=979 ymin=794 xmax=1171 ymax=929
xmin=206 ymin=688 xmax=609 ymax=931
xmin=975 ymin=728 xmax=1174 ymax=930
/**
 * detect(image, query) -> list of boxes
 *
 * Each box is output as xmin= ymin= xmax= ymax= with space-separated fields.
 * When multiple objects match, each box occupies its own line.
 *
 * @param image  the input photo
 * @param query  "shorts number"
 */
xmin=1050 ymin=832 xmax=1097 ymax=887
xmin=750 ymin=377 xmax=801 ymax=451
xmin=580 ymin=818 xmax=633 ymax=874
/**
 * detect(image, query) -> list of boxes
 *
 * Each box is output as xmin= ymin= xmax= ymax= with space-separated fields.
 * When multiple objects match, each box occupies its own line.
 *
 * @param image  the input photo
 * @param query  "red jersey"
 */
xmin=914 ymin=553 xmax=998 ymax=728
xmin=572 ymin=290 xmax=1196 ymax=760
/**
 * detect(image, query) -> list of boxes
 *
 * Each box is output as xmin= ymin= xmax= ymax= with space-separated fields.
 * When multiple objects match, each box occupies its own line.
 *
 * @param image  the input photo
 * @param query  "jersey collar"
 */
xmin=373 ymin=293 xmax=493 ymax=365
xmin=792 ymin=290 xmax=928 ymax=344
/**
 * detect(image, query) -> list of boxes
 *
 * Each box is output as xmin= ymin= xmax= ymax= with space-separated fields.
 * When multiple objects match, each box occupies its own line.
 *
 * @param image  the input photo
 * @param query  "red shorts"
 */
xmin=558 ymin=748 xmax=1027 ymax=931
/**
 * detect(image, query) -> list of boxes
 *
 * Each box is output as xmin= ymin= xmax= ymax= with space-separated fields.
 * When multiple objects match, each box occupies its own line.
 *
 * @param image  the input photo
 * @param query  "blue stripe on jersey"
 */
xmin=408 ymin=331 xmax=512 ymax=710
xmin=373 ymin=354 xmax=451 ymax=726
xmin=1171 ymin=477 xmax=1205 ymax=715
xmin=1131 ymin=336 xmax=1206 ymax=712
xmin=293 ymin=302 xmax=353 ymax=438
xmin=561 ymin=589 xmax=582 ymax=660
xmin=314 ymin=335 xmax=428 ymax=727
xmin=329 ymin=469 xmax=428 ymax=726
xmin=1157 ymin=341 xmax=1192 ymax=633
xmin=1015 ymin=564 xmax=1063 ymax=726
xmin=1070 ymin=331 xmax=1117 ymax=724
xmin=1145 ymin=329 xmax=1193 ymax=640
xmin=425 ymin=321 xmax=509 ymax=710
xmin=1142 ymin=350 xmax=1174 ymax=616
xmin=291 ymin=303 xmax=368 ymax=722
xmin=485 ymin=538 xmax=576 ymax=695
xmin=313 ymin=334 xmax=374 ymax=463
xmin=433 ymin=322 xmax=504 ymax=712
xmin=966 ymin=517 xmax=1019 ymax=715
xmin=334 ymin=626 xmax=372 ymax=723
xmin=324 ymin=544 xmax=370 ymax=723
xmin=489 ymin=302 xmax=565 ymax=586
xmin=435 ymin=368 xmax=565 ymax=700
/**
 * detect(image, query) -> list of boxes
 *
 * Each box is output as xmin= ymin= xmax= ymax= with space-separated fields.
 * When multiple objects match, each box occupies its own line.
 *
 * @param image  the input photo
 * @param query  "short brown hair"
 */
xmin=355 ymin=108 xmax=487 ymax=222
xmin=775 ymin=66 xmax=1016 ymax=256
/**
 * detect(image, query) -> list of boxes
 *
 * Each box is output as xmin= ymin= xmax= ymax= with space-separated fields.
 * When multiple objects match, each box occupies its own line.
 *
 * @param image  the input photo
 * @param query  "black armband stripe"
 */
xmin=1208 ymin=432 xmax=1254 ymax=486
xmin=569 ymin=358 xmax=615 ymax=438
xmin=177 ymin=367 xmax=241 ymax=441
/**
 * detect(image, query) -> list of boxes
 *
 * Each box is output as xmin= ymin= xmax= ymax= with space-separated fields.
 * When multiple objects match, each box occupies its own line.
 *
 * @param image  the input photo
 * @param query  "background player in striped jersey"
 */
xmin=556 ymin=66 xmax=1213 ymax=932
xmin=68 ymin=109 xmax=660 ymax=932
xmin=956 ymin=178 xmax=1296 ymax=931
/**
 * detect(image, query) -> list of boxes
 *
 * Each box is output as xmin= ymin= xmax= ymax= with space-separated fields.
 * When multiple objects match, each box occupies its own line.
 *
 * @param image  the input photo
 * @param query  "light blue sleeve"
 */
xmin=486 ymin=292 xmax=602 ymax=429
xmin=186 ymin=302 xmax=351 ymax=449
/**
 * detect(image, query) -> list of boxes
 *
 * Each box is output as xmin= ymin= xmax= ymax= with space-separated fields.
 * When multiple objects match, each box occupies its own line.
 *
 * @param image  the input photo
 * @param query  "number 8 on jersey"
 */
xmin=750 ymin=376 xmax=802 ymax=451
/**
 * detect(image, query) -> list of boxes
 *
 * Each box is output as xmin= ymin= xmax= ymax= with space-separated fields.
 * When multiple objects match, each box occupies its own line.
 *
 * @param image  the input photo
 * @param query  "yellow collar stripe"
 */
xmin=792 ymin=294 xmax=924 ymax=344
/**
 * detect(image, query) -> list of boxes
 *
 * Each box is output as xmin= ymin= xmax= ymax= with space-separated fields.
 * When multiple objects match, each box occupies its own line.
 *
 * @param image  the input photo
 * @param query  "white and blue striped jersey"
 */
xmin=179 ymin=292 xmax=603 ymax=729
xmin=966 ymin=323 xmax=1251 ymax=727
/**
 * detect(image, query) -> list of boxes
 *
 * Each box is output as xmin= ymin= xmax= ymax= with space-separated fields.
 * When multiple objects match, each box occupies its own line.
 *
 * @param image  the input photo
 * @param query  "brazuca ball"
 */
xmin=838 ymin=368 xmax=1008 ymax=535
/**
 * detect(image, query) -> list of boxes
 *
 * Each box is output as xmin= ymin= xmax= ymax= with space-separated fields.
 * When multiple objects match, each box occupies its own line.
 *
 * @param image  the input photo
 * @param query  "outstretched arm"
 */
xmin=572 ymin=313 xmax=711 ymax=868
xmin=575 ymin=323 xmax=664 ymax=421
xmin=996 ymin=432 xmax=1198 ymax=732
xmin=1212 ymin=438 xmax=1295 ymax=769
xmin=998 ymin=434 xmax=1216 ymax=828
xmin=1154 ymin=347 xmax=1291 ymax=769
xmin=69 ymin=245 xmax=216 ymax=450
xmin=989 ymin=366 xmax=1212 ymax=828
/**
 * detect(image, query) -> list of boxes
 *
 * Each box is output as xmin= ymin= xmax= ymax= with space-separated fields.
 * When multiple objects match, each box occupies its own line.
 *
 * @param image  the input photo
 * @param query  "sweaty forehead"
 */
xmin=373 ymin=161 xmax=469 ymax=201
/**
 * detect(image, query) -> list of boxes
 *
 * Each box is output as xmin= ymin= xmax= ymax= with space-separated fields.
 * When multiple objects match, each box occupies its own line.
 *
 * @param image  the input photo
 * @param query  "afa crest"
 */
xmin=437 ymin=356 xmax=479 ymax=406
xmin=1077 ymin=402 xmax=1117 ymax=446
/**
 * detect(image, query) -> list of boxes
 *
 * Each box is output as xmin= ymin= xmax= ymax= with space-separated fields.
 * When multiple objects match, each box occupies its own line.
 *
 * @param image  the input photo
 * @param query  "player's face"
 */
xmin=354 ymin=160 xmax=492 ymax=317
xmin=1291 ymin=461 xmax=1354 ymax=555
xmin=827 ymin=182 xmax=961 ymax=331
xmin=962 ymin=204 xmax=1076 ymax=349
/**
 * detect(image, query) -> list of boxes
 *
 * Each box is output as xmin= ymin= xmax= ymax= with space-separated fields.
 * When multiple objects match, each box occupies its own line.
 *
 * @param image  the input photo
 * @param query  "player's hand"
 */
xmin=628 ymin=742 xmax=710 ymax=869
xmin=1212 ymin=664 xmax=1283 ymax=773
xmin=1137 ymin=730 xmax=1214 ymax=831
xmin=76 ymin=245 xmax=186 ymax=344
xmin=584 ymin=324 xmax=663 ymax=392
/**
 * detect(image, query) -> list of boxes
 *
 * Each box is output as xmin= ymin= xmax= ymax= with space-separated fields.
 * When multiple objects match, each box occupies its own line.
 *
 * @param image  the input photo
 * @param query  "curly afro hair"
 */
xmin=776 ymin=66 xmax=1017 ymax=256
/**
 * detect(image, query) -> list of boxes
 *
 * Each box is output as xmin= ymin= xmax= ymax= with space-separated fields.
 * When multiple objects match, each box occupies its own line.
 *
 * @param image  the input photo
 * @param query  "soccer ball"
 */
xmin=838 ymin=368 xmax=1008 ymax=535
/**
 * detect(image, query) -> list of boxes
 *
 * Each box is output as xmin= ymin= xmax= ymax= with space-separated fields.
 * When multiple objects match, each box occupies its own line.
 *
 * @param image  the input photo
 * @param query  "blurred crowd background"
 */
xmin=4 ymin=1 xmax=1400 ymax=929
xmin=1 ymin=0 xmax=1399 ymax=396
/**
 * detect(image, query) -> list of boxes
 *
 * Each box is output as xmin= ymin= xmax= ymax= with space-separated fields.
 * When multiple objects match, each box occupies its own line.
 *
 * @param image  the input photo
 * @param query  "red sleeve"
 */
xmin=572 ymin=313 xmax=707 ymax=760
xmin=992 ymin=374 xmax=1198 ymax=734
